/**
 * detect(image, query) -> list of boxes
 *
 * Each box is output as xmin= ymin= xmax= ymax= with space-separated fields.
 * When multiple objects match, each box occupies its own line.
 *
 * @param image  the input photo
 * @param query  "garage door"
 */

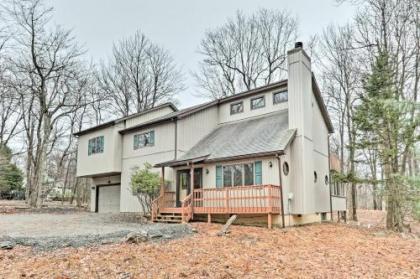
xmin=97 ymin=185 xmax=120 ymax=213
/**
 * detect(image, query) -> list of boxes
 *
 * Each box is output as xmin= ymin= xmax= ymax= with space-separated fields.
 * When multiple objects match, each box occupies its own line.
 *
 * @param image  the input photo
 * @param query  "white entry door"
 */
xmin=97 ymin=185 xmax=120 ymax=213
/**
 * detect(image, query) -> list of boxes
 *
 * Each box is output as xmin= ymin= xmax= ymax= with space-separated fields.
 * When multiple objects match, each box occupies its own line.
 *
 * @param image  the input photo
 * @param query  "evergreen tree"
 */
xmin=354 ymin=51 xmax=419 ymax=231
xmin=0 ymin=144 xmax=24 ymax=198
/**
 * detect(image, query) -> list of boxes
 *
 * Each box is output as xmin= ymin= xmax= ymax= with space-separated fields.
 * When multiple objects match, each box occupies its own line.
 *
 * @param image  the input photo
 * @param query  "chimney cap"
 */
xmin=295 ymin=42 xmax=303 ymax=48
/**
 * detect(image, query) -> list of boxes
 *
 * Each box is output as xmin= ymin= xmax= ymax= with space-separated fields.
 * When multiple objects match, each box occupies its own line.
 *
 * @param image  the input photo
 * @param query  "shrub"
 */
xmin=130 ymin=163 xmax=161 ymax=215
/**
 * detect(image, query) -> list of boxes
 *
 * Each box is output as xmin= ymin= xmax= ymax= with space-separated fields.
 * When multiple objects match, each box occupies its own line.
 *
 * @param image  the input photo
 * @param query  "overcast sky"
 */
xmin=48 ymin=0 xmax=356 ymax=108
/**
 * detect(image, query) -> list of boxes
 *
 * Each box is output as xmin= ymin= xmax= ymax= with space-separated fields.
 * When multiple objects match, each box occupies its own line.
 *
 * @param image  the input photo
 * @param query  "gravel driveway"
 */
xmin=0 ymin=212 xmax=192 ymax=250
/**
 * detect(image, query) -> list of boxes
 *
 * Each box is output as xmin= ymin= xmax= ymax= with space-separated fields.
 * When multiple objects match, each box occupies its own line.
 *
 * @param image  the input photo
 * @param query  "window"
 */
xmin=230 ymin=102 xmax=243 ymax=115
xmin=221 ymin=162 xmax=258 ymax=187
xmin=283 ymin=162 xmax=289 ymax=176
xmin=244 ymin=163 xmax=254 ymax=185
xmin=251 ymin=96 xmax=265 ymax=110
xmin=179 ymin=171 xmax=189 ymax=190
xmin=134 ymin=130 xmax=155 ymax=149
xmin=88 ymin=136 xmax=104 ymax=155
xmin=314 ymin=171 xmax=318 ymax=183
xmin=331 ymin=173 xmax=346 ymax=197
xmin=223 ymin=165 xmax=233 ymax=187
xmin=273 ymin=91 xmax=288 ymax=104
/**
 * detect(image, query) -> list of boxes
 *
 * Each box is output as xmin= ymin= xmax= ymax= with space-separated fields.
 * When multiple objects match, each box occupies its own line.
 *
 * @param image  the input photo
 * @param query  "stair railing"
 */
xmin=181 ymin=193 xmax=193 ymax=223
xmin=151 ymin=193 xmax=164 ymax=222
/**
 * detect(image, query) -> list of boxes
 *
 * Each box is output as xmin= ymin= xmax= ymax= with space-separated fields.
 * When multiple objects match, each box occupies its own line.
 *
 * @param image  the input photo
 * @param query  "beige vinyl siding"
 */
xmin=287 ymin=49 xmax=316 ymax=215
xmin=120 ymin=154 xmax=175 ymax=212
xmin=279 ymin=145 xmax=292 ymax=214
xmin=312 ymin=91 xmax=331 ymax=213
xmin=120 ymin=122 xmax=177 ymax=212
xmin=125 ymin=106 xmax=174 ymax=129
xmin=176 ymin=106 xmax=219 ymax=157
xmin=219 ymin=90 xmax=288 ymax=124
xmin=76 ymin=123 xmax=123 ymax=177
xmin=122 ymin=122 xmax=175 ymax=159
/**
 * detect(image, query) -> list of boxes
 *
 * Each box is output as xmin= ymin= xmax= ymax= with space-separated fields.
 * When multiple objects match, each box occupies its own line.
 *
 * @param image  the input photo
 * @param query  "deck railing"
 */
xmin=192 ymin=184 xmax=282 ymax=214
xmin=153 ymin=185 xmax=282 ymax=223
xmin=151 ymin=191 xmax=176 ymax=221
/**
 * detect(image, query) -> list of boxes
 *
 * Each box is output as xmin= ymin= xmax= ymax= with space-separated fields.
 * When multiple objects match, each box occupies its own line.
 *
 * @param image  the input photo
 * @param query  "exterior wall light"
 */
xmin=269 ymin=161 xmax=273 ymax=168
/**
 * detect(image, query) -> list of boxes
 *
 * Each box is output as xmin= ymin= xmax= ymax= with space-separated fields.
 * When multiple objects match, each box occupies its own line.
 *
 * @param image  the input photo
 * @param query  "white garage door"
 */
xmin=97 ymin=185 xmax=120 ymax=213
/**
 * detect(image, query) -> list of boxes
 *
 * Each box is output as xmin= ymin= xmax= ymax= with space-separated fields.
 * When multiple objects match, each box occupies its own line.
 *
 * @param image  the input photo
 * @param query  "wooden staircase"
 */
xmin=152 ymin=193 xmax=193 ymax=223
xmin=155 ymin=212 xmax=183 ymax=223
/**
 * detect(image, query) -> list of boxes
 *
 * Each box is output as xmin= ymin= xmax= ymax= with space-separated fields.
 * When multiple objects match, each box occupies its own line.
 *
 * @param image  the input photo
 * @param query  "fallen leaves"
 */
xmin=0 ymin=222 xmax=419 ymax=278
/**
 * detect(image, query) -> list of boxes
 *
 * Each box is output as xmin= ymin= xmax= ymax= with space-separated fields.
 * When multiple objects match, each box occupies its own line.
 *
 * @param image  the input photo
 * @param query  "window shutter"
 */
xmin=254 ymin=161 xmax=262 ymax=185
xmin=216 ymin=165 xmax=222 ymax=188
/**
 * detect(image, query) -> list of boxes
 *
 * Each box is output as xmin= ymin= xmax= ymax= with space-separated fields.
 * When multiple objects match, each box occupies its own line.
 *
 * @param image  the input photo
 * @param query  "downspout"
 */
xmin=328 ymin=134 xmax=333 ymax=221
xmin=277 ymin=154 xmax=286 ymax=228
xmin=174 ymin=119 xmax=178 ymax=160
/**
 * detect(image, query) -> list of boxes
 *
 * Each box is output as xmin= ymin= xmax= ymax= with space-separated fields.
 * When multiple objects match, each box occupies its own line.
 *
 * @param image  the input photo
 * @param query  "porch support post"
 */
xmin=268 ymin=213 xmax=272 ymax=229
xmin=160 ymin=167 xmax=165 ymax=196
xmin=207 ymin=214 xmax=211 ymax=224
xmin=190 ymin=163 xmax=194 ymax=219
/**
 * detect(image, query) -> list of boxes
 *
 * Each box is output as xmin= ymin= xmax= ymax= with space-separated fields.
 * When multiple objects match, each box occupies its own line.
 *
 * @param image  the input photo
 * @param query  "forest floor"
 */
xmin=0 ymin=210 xmax=419 ymax=278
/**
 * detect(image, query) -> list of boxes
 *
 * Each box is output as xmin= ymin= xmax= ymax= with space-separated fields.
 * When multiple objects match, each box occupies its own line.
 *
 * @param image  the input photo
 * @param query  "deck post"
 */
xmin=160 ymin=167 xmax=165 ymax=196
xmin=190 ymin=164 xmax=194 ymax=219
xmin=268 ymin=213 xmax=272 ymax=229
xmin=207 ymin=213 xmax=211 ymax=224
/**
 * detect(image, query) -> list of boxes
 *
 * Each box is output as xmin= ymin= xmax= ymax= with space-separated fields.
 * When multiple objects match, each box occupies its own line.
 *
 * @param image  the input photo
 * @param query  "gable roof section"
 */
xmin=156 ymin=111 xmax=297 ymax=167
xmin=75 ymin=75 xmax=333 ymax=136
xmin=119 ymin=80 xmax=288 ymax=134
xmin=73 ymin=102 xmax=177 ymax=136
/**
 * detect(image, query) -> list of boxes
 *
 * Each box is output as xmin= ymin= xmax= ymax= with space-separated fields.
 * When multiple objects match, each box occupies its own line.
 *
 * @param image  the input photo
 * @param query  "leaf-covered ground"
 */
xmin=1 ymin=222 xmax=419 ymax=278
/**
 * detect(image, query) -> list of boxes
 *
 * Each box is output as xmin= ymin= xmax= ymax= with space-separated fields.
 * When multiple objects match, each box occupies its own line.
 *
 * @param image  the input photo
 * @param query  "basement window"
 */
xmin=250 ymin=96 xmax=265 ymax=110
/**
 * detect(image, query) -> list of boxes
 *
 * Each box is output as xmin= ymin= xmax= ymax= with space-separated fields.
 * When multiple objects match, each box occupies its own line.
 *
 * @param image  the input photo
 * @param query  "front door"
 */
xmin=176 ymin=168 xmax=202 ymax=207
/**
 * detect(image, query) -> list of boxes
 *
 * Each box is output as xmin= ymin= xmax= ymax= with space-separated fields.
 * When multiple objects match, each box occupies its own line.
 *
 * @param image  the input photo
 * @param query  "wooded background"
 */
xmin=0 ymin=0 xmax=418 ymax=231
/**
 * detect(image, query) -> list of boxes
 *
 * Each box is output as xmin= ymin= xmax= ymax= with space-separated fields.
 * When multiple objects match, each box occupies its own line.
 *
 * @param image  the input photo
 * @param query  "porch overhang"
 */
xmin=154 ymin=150 xmax=286 ymax=168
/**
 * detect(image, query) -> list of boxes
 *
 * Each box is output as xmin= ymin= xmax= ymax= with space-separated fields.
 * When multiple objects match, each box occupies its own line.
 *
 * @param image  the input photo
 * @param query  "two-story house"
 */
xmin=75 ymin=43 xmax=347 ymax=228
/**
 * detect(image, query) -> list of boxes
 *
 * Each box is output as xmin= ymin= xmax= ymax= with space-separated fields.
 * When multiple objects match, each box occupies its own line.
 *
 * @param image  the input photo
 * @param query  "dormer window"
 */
xmin=273 ymin=91 xmax=288 ymax=104
xmin=134 ymin=130 xmax=155 ymax=149
xmin=250 ymin=96 xmax=265 ymax=110
xmin=88 ymin=136 xmax=104 ymax=156
xmin=230 ymin=101 xmax=243 ymax=115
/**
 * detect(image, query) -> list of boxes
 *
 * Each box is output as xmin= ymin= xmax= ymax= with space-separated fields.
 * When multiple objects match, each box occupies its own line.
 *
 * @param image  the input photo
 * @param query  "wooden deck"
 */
xmin=152 ymin=184 xmax=283 ymax=228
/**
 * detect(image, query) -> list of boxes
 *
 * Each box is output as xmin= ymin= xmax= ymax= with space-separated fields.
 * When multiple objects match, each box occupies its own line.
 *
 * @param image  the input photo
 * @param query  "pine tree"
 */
xmin=0 ymin=144 xmax=24 ymax=198
xmin=354 ymin=51 xmax=419 ymax=231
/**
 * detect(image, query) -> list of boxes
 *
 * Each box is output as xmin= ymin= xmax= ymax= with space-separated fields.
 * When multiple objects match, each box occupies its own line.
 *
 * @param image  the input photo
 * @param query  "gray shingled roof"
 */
xmin=178 ymin=111 xmax=296 ymax=162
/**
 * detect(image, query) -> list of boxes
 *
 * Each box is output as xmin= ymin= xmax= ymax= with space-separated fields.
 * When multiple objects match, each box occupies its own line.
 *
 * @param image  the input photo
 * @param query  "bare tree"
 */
xmin=3 ymin=0 xmax=90 ymax=207
xmin=195 ymin=9 xmax=298 ymax=99
xmin=97 ymin=31 xmax=184 ymax=117
xmin=0 ymin=30 xmax=22 ymax=146
xmin=318 ymin=24 xmax=362 ymax=220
